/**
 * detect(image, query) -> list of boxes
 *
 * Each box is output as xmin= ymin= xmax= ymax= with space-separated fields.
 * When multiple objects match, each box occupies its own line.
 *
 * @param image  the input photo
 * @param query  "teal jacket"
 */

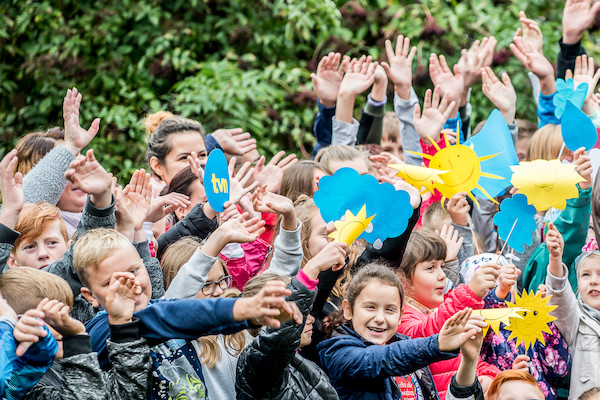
xmin=522 ymin=186 xmax=591 ymax=292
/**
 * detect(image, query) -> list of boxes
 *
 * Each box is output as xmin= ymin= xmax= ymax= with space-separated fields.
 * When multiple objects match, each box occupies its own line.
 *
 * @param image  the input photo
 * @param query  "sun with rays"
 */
xmin=408 ymin=133 xmax=503 ymax=207
xmin=328 ymin=205 xmax=376 ymax=246
xmin=505 ymin=290 xmax=557 ymax=350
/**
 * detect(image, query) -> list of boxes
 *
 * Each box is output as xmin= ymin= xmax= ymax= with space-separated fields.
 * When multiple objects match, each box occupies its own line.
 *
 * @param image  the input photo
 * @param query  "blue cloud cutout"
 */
xmin=204 ymin=149 xmax=230 ymax=212
xmin=492 ymin=193 xmax=537 ymax=253
xmin=313 ymin=168 xmax=413 ymax=244
xmin=553 ymin=79 xmax=587 ymax=119
xmin=561 ymin=99 xmax=598 ymax=151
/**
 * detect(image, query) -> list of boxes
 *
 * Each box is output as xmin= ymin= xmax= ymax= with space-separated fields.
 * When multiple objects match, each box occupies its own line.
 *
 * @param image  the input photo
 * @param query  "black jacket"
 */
xmin=236 ymin=277 xmax=339 ymax=400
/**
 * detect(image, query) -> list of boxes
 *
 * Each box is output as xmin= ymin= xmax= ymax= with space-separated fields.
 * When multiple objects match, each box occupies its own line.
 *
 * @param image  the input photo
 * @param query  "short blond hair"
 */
xmin=527 ymin=124 xmax=571 ymax=161
xmin=73 ymin=228 xmax=133 ymax=287
xmin=382 ymin=111 xmax=401 ymax=142
xmin=0 ymin=267 xmax=73 ymax=314
xmin=314 ymin=145 xmax=367 ymax=172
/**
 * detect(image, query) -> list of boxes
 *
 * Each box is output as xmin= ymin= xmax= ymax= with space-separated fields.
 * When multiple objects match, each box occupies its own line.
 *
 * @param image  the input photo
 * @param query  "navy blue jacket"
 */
xmin=86 ymin=297 xmax=252 ymax=369
xmin=317 ymin=326 xmax=456 ymax=400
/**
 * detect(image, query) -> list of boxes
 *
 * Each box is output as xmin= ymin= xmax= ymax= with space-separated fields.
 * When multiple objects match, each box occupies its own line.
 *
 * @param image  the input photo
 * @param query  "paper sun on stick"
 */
xmin=407 ymin=133 xmax=503 ymax=208
xmin=510 ymin=159 xmax=585 ymax=210
xmin=328 ymin=205 xmax=376 ymax=246
xmin=388 ymin=164 xmax=447 ymax=194
xmin=505 ymin=291 xmax=557 ymax=350
xmin=472 ymin=308 xmax=527 ymax=336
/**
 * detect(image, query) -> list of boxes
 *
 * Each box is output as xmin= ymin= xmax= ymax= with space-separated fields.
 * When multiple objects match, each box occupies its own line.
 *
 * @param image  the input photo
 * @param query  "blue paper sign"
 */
xmin=493 ymin=194 xmax=537 ymax=253
xmin=561 ymin=99 xmax=598 ymax=151
xmin=204 ymin=149 xmax=229 ymax=212
xmin=313 ymin=167 xmax=413 ymax=244
xmin=464 ymin=109 xmax=519 ymax=199
xmin=553 ymin=79 xmax=587 ymax=119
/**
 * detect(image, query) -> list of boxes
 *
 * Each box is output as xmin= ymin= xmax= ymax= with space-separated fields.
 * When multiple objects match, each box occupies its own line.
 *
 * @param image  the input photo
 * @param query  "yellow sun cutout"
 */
xmin=388 ymin=164 xmax=448 ymax=194
xmin=505 ymin=290 xmax=557 ymax=350
xmin=510 ymin=159 xmax=585 ymax=211
xmin=472 ymin=307 xmax=527 ymax=336
xmin=328 ymin=205 xmax=376 ymax=246
xmin=407 ymin=133 xmax=503 ymax=207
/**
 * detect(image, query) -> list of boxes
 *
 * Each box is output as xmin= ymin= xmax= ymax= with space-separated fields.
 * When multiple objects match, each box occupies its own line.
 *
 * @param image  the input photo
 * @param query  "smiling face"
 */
xmin=342 ymin=279 xmax=402 ymax=345
xmin=429 ymin=145 xmax=481 ymax=198
xmin=579 ymin=257 xmax=600 ymax=311
xmin=404 ymin=259 xmax=446 ymax=309
xmin=152 ymin=132 xmax=207 ymax=185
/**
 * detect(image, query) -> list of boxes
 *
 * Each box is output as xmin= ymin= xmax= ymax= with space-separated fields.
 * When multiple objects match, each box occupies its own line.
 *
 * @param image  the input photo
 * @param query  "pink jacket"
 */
xmin=398 ymin=284 xmax=500 ymax=399
xmin=219 ymin=238 xmax=272 ymax=291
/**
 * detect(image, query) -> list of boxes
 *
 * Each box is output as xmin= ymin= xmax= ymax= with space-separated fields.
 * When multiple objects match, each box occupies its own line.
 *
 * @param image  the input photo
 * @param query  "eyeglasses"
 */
xmin=201 ymin=275 xmax=232 ymax=296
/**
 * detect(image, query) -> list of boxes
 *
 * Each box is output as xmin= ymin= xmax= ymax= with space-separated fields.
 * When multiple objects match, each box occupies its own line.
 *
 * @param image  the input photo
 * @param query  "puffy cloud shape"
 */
xmin=313 ymin=168 xmax=413 ymax=244
xmin=493 ymin=194 xmax=537 ymax=253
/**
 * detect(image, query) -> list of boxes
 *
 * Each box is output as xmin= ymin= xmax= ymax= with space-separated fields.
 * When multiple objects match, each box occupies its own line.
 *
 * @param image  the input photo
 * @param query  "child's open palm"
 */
xmin=64 ymin=149 xmax=112 ymax=196
xmin=219 ymin=213 xmax=265 ymax=244
xmin=339 ymin=55 xmax=378 ymax=97
xmin=228 ymin=157 xmax=258 ymax=205
xmin=252 ymin=185 xmax=294 ymax=216
xmin=253 ymin=151 xmax=298 ymax=193
xmin=436 ymin=224 xmax=464 ymax=261
xmin=381 ymin=35 xmax=416 ymax=88
xmin=0 ymin=149 xmax=23 ymax=229
xmin=438 ymin=308 xmax=486 ymax=352
xmin=105 ymin=272 xmax=142 ymax=325
xmin=413 ymin=86 xmax=456 ymax=142
xmin=311 ymin=52 xmax=349 ymax=107
xmin=62 ymin=87 xmax=100 ymax=155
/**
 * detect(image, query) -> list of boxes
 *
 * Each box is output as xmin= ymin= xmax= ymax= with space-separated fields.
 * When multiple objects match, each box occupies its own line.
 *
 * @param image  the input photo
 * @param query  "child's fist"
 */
xmin=496 ymin=264 xmax=521 ymax=299
xmin=469 ymin=263 xmax=500 ymax=298
xmin=546 ymin=223 xmax=564 ymax=260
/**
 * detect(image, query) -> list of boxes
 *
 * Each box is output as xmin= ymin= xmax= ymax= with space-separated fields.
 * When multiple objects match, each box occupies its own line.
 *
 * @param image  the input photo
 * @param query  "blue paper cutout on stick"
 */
xmin=492 ymin=194 xmax=537 ymax=253
xmin=313 ymin=168 xmax=413 ymax=244
xmin=204 ymin=149 xmax=229 ymax=212
xmin=561 ymin=100 xmax=598 ymax=151
xmin=464 ymin=109 xmax=519 ymax=199
xmin=553 ymin=79 xmax=587 ymax=119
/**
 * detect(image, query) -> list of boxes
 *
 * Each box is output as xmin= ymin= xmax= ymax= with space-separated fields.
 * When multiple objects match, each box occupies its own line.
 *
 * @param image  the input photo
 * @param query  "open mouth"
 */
xmin=588 ymin=290 xmax=600 ymax=296
xmin=367 ymin=327 xmax=386 ymax=334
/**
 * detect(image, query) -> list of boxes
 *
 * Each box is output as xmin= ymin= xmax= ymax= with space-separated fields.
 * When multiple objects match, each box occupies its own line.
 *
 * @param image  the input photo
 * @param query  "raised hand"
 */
xmin=468 ymin=263 xmax=500 ymax=298
xmin=13 ymin=307 xmax=48 ymax=357
xmin=562 ymin=0 xmax=600 ymax=44
xmin=574 ymin=147 xmax=593 ymax=190
xmin=510 ymin=36 xmax=555 ymax=95
xmin=62 ymin=88 xmax=100 ymax=156
xmin=438 ymin=308 xmax=487 ymax=352
xmin=211 ymin=128 xmax=257 ymax=156
xmin=381 ymin=35 xmax=417 ymax=100
xmin=311 ymin=52 xmax=350 ymax=107
xmin=64 ymin=149 xmax=112 ymax=208
xmin=496 ymin=263 xmax=521 ymax=299
xmin=146 ymin=192 xmax=191 ymax=223
xmin=38 ymin=298 xmax=85 ymax=337
xmin=228 ymin=157 xmax=258 ymax=205
xmin=233 ymin=280 xmax=303 ymax=328
xmin=218 ymin=213 xmax=266 ymax=244
xmin=413 ymin=86 xmax=456 ymax=142
xmin=303 ymin=241 xmax=348 ymax=279
xmin=546 ymin=223 xmax=564 ymax=261
xmin=437 ymin=224 xmax=464 ymax=262
xmin=446 ymin=192 xmax=470 ymax=226
xmin=568 ymin=54 xmax=600 ymax=101
xmin=252 ymin=184 xmax=297 ymax=231
xmin=456 ymin=37 xmax=497 ymax=99
xmin=105 ymin=272 xmax=142 ymax=325
xmin=253 ymin=151 xmax=298 ymax=193
xmin=121 ymin=169 xmax=152 ymax=230
xmin=0 ymin=149 xmax=23 ymax=229
xmin=515 ymin=11 xmax=543 ymax=54
xmin=340 ymin=56 xmax=378 ymax=96
xmin=429 ymin=53 xmax=463 ymax=117
xmin=481 ymin=67 xmax=517 ymax=124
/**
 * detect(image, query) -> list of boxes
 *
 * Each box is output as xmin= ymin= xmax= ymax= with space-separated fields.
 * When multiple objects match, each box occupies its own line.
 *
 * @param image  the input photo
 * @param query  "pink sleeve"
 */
xmin=419 ymin=136 xmax=447 ymax=167
xmin=295 ymin=269 xmax=319 ymax=291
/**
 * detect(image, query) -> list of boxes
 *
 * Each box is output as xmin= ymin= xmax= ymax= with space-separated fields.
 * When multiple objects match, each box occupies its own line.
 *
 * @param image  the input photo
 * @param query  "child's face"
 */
xmin=328 ymin=157 xmax=370 ymax=175
xmin=12 ymin=220 xmax=68 ymax=269
xmin=195 ymin=261 xmax=229 ymax=299
xmin=307 ymin=211 xmax=334 ymax=258
xmin=56 ymin=180 xmax=87 ymax=213
xmin=83 ymin=245 xmax=152 ymax=311
xmin=156 ymin=132 xmax=206 ymax=185
xmin=299 ymin=314 xmax=315 ymax=348
xmin=515 ymin=137 xmax=531 ymax=162
xmin=381 ymin=138 xmax=403 ymax=161
xmin=406 ymin=260 xmax=446 ymax=309
xmin=578 ymin=258 xmax=600 ymax=311
xmin=493 ymin=380 xmax=543 ymax=400
xmin=342 ymin=280 xmax=402 ymax=345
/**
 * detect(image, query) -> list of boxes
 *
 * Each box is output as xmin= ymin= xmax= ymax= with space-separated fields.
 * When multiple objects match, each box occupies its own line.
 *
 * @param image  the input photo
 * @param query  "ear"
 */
xmin=149 ymin=156 xmax=165 ymax=181
xmin=80 ymin=287 xmax=101 ymax=309
xmin=7 ymin=253 xmax=18 ymax=269
xmin=174 ymin=206 xmax=186 ymax=222
xmin=313 ymin=174 xmax=321 ymax=191
xmin=342 ymin=299 xmax=353 ymax=321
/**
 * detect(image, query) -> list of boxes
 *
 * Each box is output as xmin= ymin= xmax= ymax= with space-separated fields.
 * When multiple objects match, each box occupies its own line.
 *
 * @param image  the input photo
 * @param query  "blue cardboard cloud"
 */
xmin=464 ymin=109 xmax=519 ymax=199
xmin=204 ymin=149 xmax=229 ymax=212
xmin=561 ymin=99 xmax=598 ymax=151
xmin=493 ymin=194 xmax=537 ymax=253
xmin=313 ymin=168 xmax=413 ymax=244
xmin=553 ymin=79 xmax=587 ymax=119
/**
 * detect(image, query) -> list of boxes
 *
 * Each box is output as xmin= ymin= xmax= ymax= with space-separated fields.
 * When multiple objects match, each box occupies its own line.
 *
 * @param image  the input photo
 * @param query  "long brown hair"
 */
xmin=280 ymin=160 xmax=328 ymax=203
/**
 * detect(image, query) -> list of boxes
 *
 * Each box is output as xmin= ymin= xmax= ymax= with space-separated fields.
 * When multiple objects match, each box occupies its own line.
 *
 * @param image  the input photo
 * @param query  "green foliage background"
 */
xmin=2 ymin=0 xmax=599 ymax=180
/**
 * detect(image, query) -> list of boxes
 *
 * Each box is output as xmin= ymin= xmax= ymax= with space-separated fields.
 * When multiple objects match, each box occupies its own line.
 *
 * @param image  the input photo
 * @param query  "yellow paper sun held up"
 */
xmin=328 ymin=205 xmax=376 ymax=246
xmin=407 ymin=133 xmax=503 ymax=208
xmin=510 ymin=159 xmax=584 ymax=211
xmin=505 ymin=290 xmax=557 ymax=350
xmin=388 ymin=164 xmax=447 ymax=194
xmin=472 ymin=307 xmax=527 ymax=336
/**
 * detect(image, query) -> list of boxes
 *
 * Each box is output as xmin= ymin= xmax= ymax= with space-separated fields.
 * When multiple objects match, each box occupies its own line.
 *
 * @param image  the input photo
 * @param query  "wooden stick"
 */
xmin=497 ymin=218 xmax=518 ymax=263
xmin=466 ymin=214 xmax=481 ymax=255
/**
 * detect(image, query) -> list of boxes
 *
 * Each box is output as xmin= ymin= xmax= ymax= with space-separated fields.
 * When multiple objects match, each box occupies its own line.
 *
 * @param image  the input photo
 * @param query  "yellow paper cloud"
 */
xmin=407 ymin=133 xmax=503 ymax=207
xmin=388 ymin=164 xmax=447 ymax=194
xmin=505 ymin=290 xmax=557 ymax=350
xmin=328 ymin=205 xmax=376 ymax=246
xmin=510 ymin=159 xmax=584 ymax=211
xmin=472 ymin=307 xmax=527 ymax=336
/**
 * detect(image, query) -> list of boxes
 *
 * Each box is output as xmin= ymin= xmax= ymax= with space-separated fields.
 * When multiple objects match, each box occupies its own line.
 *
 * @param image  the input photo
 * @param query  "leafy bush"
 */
xmin=1 ymin=0 xmax=597 ymax=181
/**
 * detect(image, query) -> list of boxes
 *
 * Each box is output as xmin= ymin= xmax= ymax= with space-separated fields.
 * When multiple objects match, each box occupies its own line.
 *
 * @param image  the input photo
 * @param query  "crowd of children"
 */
xmin=3 ymin=0 xmax=600 ymax=399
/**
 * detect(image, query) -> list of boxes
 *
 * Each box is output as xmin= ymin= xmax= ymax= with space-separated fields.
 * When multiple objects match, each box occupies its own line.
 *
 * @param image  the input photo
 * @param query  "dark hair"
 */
xmin=322 ymin=262 xmax=403 ymax=337
xmin=398 ymin=230 xmax=446 ymax=281
xmin=280 ymin=160 xmax=328 ymax=203
xmin=580 ymin=388 xmax=600 ymax=400
xmin=144 ymin=111 xmax=205 ymax=175
xmin=164 ymin=166 xmax=204 ymax=222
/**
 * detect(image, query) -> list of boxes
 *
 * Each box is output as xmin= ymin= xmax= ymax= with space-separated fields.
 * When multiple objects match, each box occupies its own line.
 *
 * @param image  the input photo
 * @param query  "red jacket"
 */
xmin=397 ymin=284 xmax=500 ymax=399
